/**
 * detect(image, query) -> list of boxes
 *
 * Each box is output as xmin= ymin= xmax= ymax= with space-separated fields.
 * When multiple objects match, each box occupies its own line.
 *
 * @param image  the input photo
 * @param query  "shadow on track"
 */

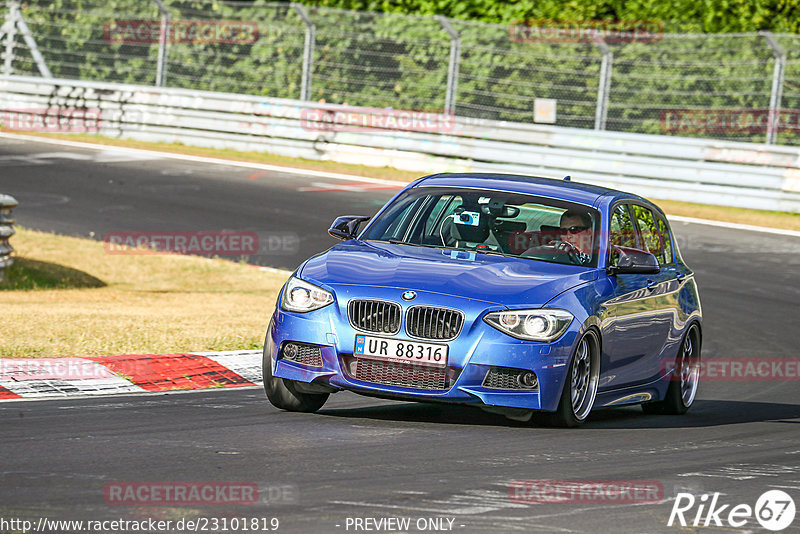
xmin=585 ymin=399 xmax=800 ymax=429
xmin=318 ymin=401 xmax=524 ymax=427
xmin=317 ymin=399 xmax=800 ymax=429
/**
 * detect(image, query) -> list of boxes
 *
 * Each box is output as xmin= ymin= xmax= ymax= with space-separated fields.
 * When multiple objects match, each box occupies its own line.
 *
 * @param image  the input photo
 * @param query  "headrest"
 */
xmin=451 ymin=208 xmax=489 ymax=243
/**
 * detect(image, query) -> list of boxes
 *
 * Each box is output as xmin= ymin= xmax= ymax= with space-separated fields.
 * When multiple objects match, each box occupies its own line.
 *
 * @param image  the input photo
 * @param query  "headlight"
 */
xmin=484 ymin=309 xmax=573 ymax=341
xmin=280 ymin=277 xmax=334 ymax=313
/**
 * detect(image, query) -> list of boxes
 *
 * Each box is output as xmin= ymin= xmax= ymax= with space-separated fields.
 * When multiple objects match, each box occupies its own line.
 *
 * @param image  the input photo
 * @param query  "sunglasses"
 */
xmin=562 ymin=225 xmax=591 ymax=234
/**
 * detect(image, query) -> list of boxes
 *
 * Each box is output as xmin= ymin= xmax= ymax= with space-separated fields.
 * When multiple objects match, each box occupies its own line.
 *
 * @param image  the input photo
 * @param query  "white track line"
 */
xmin=3 ymin=131 xmax=798 ymax=237
xmin=668 ymin=215 xmax=800 ymax=238
xmin=0 ymin=131 xmax=402 ymax=185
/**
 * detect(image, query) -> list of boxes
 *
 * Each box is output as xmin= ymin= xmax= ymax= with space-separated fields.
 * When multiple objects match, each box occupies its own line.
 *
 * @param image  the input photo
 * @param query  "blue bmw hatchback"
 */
xmin=263 ymin=173 xmax=702 ymax=426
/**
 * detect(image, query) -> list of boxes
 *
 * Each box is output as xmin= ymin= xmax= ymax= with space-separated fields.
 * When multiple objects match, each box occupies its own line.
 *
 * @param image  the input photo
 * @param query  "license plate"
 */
xmin=354 ymin=335 xmax=448 ymax=367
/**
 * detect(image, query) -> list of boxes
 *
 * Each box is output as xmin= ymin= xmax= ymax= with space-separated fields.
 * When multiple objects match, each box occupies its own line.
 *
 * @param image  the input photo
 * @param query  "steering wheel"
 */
xmin=549 ymin=239 xmax=585 ymax=265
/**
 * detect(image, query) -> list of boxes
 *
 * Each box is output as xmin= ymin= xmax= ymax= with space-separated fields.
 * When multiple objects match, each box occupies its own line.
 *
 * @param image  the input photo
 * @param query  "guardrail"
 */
xmin=1 ymin=74 xmax=799 ymax=213
xmin=0 ymin=193 xmax=17 ymax=282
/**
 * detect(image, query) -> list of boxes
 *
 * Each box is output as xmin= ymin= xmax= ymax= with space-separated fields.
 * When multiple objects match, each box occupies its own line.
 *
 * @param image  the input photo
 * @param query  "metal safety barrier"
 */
xmin=4 ymin=1 xmax=800 ymax=147
xmin=1 ymin=74 xmax=799 ymax=213
xmin=0 ymin=193 xmax=17 ymax=282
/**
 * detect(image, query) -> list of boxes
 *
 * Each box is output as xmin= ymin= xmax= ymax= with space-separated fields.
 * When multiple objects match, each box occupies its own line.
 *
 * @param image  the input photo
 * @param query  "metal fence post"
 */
xmin=436 ymin=15 xmax=460 ymax=115
xmin=10 ymin=0 xmax=51 ymax=77
xmin=0 ymin=194 xmax=18 ymax=283
xmin=594 ymin=36 xmax=612 ymax=131
xmin=152 ymin=0 xmax=170 ymax=87
xmin=761 ymin=31 xmax=785 ymax=145
xmin=292 ymin=3 xmax=315 ymax=101
xmin=2 ymin=1 xmax=19 ymax=75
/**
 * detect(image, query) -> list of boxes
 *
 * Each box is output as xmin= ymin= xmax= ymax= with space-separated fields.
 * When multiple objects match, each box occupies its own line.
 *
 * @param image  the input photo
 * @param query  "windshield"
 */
xmin=361 ymin=187 xmax=601 ymax=267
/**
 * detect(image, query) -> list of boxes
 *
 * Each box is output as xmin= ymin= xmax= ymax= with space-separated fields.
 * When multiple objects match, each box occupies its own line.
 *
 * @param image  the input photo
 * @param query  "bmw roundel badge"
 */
xmin=402 ymin=291 xmax=417 ymax=301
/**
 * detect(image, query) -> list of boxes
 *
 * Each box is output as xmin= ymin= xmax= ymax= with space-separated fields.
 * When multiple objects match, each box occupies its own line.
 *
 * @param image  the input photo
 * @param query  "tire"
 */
xmin=534 ymin=330 xmax=600 ymax=428
xmin=262 ymin=340 xmax=329 ymax=413
xmin=642 ymin=324 xmax=700 ymax=416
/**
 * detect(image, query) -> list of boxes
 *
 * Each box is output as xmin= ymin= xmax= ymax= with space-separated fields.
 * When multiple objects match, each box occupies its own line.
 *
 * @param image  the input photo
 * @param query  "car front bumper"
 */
xmin=266 ymin=286 xmax=584 ymax=413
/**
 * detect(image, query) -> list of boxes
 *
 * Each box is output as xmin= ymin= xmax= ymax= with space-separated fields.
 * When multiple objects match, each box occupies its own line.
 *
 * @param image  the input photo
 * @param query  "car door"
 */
xmin=601 ymin=203 xmax=676 ymax=389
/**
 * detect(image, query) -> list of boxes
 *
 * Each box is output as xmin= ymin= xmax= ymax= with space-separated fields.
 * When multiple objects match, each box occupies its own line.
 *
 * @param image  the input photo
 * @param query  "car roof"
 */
xmin=415 ymin=172 xmax=649 ymax=209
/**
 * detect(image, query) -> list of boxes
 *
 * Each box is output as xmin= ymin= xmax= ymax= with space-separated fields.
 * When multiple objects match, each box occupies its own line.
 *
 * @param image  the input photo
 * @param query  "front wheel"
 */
xmin=534 ymin=330 xmax=600 ymax=427
xmin=642 ymin=324 xmax=700 ymax=415
xmin=262 ymin=341 xmax=329 ymax=413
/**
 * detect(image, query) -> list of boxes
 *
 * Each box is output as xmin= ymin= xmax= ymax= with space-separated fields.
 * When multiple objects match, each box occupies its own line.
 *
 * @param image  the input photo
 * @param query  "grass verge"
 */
xmin=0 ymin=227 xmax=287 ymax=358
xmin=653 ymin=199 xmax=800 ymax=231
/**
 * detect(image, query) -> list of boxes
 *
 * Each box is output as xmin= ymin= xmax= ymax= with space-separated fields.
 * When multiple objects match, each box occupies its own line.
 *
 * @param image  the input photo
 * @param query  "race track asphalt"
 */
xmin=2 ymin=136 xmax=799 ymax=533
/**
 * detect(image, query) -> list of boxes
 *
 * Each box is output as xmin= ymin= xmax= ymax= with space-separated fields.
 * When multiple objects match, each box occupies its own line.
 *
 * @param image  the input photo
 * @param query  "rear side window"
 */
xmin=630 ymin=204 xmax=672 ymax=265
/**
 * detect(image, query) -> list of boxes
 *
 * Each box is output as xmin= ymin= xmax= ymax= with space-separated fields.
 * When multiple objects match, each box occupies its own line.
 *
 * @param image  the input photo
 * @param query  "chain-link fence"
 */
xmin=2 ymin=0 xmax=800 ymax=146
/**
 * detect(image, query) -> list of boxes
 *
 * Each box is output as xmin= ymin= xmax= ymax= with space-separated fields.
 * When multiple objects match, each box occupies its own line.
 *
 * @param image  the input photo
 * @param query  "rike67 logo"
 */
xmin=668 ymin=490 xmax=796 ymax=531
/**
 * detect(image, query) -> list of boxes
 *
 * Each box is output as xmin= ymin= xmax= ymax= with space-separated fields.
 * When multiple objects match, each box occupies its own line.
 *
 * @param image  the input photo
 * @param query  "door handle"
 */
xmin=646 ymin=279 xmax=657 ymax=291
xmin=676 ymin=273 xmax=685 ymax=283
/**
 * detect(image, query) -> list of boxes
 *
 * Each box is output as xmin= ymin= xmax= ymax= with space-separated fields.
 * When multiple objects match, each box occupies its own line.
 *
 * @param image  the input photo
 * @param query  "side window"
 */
xmin=655 ymin=213 xmax=674 ymax=264
xmin=383 ymin=197 xmax=422 ymax=240
xmin=630 ymin=204 xmax=669 ymax=265
xmin=423 ymin=195 xmax=456 ymax=237
xmin=609 ymin=204 xmax=637 ymax=246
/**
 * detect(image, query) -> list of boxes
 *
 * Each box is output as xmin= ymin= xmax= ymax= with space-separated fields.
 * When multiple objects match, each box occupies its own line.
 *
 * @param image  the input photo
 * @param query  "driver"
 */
xmin=523 ymin=210 xmax=593 ymax=265
xmin=559 ymin=210 xmax=593 ymax=260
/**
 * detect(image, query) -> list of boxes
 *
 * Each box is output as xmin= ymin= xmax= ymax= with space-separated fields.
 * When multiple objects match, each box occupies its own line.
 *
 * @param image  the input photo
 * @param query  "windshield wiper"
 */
xmin=472 ymin=248 xmax=507 ymax=257
xmin=386 ymin=239 xmax=509 ymax=256
xmin=380 ymin=239 xmax=511 ymax=258
xmin=387 ymin=239 xmax=423 ymax=246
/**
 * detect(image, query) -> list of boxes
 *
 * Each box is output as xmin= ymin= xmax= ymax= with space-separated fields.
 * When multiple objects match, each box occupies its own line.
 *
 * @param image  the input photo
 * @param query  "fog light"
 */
xmin=283 ymin=343 xmax=299 ymax=360
xmin=517 ymin=371 xmax=538 ymax=389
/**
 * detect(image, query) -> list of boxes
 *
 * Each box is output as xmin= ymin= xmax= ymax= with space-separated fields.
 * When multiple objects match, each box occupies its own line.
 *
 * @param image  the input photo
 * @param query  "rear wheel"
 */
xmin=262 ymin=341 xmax=329 ymax=413
xmin=642 ymin=324 xmax=700 ymax=415
xmin=534 ymin=330 xmax=600 ymax=427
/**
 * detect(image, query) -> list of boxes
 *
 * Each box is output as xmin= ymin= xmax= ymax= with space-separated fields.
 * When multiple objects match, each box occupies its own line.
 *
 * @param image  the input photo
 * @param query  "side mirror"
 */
xmin=328 ymin=215 xmax=371 ymax=241
xmin=609 ymin=246 xmax=660 ymax=275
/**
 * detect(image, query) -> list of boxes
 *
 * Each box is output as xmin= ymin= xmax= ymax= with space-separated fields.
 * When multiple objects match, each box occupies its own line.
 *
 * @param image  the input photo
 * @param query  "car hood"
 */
xmin=300 ymin=241 xmax=597 ymax=308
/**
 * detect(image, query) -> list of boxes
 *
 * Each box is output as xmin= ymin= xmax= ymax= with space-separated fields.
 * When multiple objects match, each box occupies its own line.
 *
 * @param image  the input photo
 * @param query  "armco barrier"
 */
xmin=0 ymin=194 xmax=17 ymax=282
xmin=1 ymin=74 xmax=799 ymax=213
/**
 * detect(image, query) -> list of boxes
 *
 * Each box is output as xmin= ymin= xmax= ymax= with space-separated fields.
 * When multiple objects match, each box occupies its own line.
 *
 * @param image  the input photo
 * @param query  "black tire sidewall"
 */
xmin=666 ymin=325 xmax=700 ymax=414
xmin=262 ymin=332 xmax=329 ymax=413
xmin=538 ymin=330 xmax=598 ymax=428
xmin=643 ymin=324 xmax=700 ymax=415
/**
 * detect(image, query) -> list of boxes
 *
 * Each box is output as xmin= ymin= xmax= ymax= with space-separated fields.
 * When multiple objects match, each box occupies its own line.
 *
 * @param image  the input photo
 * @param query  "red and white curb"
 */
xmin=0 ymin=350 xmax=263 ymax=401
